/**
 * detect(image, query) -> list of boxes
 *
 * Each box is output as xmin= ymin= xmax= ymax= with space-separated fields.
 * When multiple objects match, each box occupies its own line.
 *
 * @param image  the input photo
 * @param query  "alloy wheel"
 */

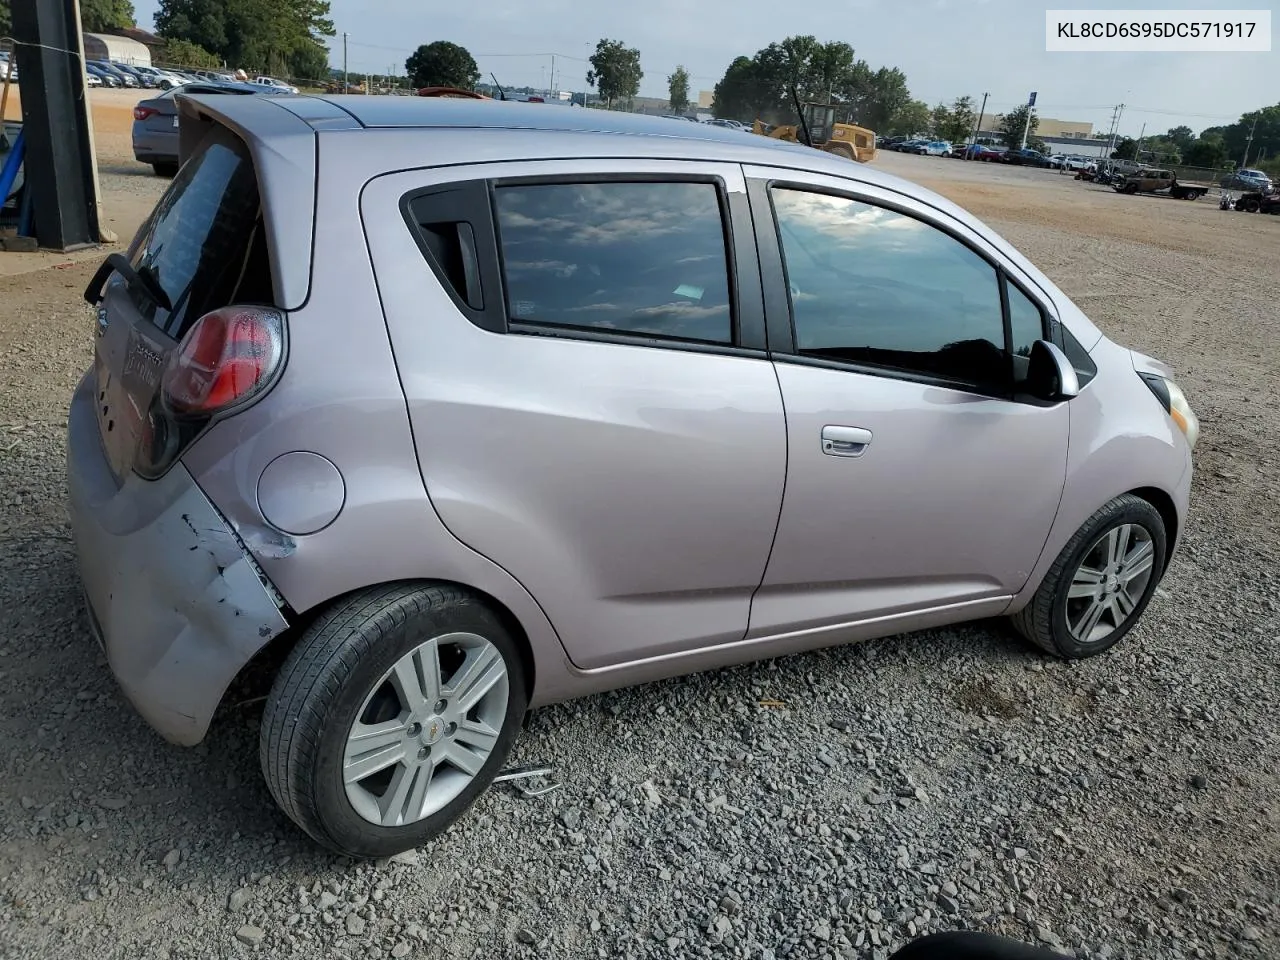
xmin=342 ymin=632 xmax=509 ymax=827
xmin=1065 ymin=523 xmax=1156 ymax=645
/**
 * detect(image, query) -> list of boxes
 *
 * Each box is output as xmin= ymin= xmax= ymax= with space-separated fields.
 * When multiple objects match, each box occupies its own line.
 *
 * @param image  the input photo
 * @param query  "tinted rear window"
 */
xmin=493 ymin=181 xmax=734 ymax=344
xmin=126 ymin=129 xmax=273 ymax=339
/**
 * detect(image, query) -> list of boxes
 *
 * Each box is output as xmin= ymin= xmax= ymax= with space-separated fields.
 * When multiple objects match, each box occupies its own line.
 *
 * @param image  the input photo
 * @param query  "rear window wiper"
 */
xmin=84 ymin=252 xmax=173 ymax=312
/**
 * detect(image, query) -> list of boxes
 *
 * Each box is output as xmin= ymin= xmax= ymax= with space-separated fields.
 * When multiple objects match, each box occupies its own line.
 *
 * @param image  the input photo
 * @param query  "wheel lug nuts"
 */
xmin=434 ymin=699 xmax=448 ymax=713
xmin=407 ymin=722 xmax=422 ymax=737
xmin=446 ymin=722 xmax=457 ymax=737
xmin=417 ymin=746 xmax=430 ymax=760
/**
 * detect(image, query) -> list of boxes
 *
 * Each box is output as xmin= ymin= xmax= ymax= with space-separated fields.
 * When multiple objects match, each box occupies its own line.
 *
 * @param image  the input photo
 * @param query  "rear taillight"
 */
xmin=133 ymin=106 xmax=157 ymax=121
xmin=136 ymin=306 xmax=285 ymax=479
xmin=162 ymin=305 xmax=285 ymax=414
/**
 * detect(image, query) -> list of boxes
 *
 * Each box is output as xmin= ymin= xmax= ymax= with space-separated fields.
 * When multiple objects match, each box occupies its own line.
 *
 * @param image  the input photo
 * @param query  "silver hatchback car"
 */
xmin=70 ymin=95 xmax=1197 ymax=857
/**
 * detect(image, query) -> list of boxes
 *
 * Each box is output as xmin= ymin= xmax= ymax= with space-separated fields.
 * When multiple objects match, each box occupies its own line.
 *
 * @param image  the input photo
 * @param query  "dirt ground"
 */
xmin=1 ymin=119 xmax=1278 ymax=959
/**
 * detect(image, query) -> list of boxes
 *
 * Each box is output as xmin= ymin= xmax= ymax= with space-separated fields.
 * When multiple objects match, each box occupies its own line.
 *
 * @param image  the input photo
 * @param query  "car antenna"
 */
xmin=490 ymin=72 xmax=507 ymax=101
xmin=790 ymin=84 xmax=812 ymax=147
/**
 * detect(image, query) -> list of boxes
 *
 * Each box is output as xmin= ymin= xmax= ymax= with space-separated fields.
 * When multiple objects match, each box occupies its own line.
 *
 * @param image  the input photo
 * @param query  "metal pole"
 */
xmin=969 ymin=91 xmax=988 ymax=158
xmin=1134 ymin=122 xmax=1146 ymax=163
xmin=1020 ymin=105 xmax=1031 ymax=150
xmin=550 ymin=54 xmax=555 ymax=98
xmin=1241 ymin=116 xmax=1257 ymax=168
xmin=343 ymin=32 xmax=348 ymax=91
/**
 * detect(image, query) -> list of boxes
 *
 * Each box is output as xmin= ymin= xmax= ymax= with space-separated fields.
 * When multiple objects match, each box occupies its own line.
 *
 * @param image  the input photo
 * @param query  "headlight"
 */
xmin=1140 ymin=374 xmax=1199 ymax=450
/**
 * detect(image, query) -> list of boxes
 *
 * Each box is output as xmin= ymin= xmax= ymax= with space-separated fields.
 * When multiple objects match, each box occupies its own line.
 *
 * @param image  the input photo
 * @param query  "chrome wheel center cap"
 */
xmin=419 ymin=715 xmax=446 ymax=746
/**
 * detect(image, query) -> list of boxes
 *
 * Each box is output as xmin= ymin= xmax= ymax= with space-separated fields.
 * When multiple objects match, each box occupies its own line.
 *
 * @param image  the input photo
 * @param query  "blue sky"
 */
xmin=131 ymin=0 xmax=1275 ymax=136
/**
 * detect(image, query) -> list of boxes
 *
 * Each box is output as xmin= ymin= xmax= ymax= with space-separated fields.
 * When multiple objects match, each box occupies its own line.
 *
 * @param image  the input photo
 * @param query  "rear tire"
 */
xmin=260 ymin=583 xmax=528 ymax=858
xmin=1011 ymin=494 xmax=1167 ymax=659
xmin=152 ymin=161 xmax=179 ymax=178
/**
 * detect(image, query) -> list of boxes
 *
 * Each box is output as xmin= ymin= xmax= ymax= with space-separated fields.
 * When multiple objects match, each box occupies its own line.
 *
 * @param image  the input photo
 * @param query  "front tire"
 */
xmin=1011 ymin=494 xmax=1167 ymax=659
xmin=260 ymin=583 xmax=528 ymax=858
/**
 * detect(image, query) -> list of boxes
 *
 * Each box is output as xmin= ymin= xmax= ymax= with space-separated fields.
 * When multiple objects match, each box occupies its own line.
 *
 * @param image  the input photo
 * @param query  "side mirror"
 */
xmin=1025 ymin=340 xmax=1080 ymax=402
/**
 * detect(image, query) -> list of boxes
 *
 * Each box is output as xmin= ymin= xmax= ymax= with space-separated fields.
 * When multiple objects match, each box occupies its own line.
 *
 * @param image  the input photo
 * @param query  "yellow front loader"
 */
xmin=753 ymin=101 xmax=877 ymax=163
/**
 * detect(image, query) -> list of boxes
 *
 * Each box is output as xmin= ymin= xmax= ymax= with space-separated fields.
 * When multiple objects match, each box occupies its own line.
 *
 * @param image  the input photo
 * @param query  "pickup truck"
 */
xmin=1113 ymin=168 xmax=1210 ymax=200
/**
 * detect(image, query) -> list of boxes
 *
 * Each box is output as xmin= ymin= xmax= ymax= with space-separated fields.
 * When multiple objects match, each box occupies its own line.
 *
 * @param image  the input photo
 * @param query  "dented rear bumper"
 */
xmin=66 ymin=372 xmax=288 ymax=746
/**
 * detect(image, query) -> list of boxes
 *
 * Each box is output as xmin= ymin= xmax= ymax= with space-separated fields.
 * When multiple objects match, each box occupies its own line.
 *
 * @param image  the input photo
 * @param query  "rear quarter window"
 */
xmin=125 ymin=126 xmax=274 ymax=339
xmin=492 ymin=180 xmax=735 ymax=345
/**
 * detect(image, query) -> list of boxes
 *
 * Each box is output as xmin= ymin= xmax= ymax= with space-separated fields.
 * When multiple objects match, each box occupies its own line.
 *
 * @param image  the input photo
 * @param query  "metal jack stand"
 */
xmin=493 ymin=764 xmax=561 ymax=798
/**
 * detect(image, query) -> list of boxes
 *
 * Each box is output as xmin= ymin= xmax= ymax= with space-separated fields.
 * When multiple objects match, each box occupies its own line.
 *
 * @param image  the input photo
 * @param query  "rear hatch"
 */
xmin=86 ymin=124 xmax=273 ymax=483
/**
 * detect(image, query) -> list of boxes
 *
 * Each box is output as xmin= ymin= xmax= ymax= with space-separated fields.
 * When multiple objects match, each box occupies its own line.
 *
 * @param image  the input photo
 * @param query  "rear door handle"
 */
xmin=821 ymin=425 xmax=873 ymax=458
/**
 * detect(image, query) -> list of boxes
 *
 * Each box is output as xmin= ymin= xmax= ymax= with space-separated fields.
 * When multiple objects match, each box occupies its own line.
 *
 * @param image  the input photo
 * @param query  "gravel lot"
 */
xmin=1 ymin=134 xmax=1278 ymax=960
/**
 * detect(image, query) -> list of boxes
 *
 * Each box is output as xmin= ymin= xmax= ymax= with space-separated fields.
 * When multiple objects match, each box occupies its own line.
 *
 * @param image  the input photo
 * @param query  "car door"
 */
xmin=361 ymin=159 xmax=787 ymax=670
xmin=742 ymin=167 xmax=1070 ymax=641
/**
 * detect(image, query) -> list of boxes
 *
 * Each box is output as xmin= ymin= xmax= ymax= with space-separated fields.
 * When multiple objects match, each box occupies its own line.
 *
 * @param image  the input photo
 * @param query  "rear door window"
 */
xmin=124 ymin=129 xmax=273 ymax=339
xmin=492 ymin=180 xmax=735 ymax=345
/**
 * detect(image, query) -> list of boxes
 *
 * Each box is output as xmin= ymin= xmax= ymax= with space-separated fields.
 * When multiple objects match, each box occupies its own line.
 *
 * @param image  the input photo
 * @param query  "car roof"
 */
xmin=276 ymin=95 xmax=780 ymax=145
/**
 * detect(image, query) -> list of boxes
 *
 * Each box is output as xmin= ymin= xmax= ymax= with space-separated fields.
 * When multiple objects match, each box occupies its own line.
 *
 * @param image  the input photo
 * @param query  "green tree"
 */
xmin=929 ymin=102 xmax=950 ymax=138
xmin=0 ymin=1 xmax=9 ymax=38
xmin=587 ymin=39 xmax=642 ymax=109
xmin=155 ymin=0 xmax=333 ymax=78
xmin=82 ymin=0 xmax=135 ymax=31
xmin=1166 ymin=125 xmax=1194 ymax=152
xmin=1138 ymin=135 xmax=1180 ymax=164
xmin=1110 ymin=137 xmax=1138 ymax=160
xmin=1218 ymin=105 xmax=1280 ymax=165
xmin=941 ymin=95 xmax=975 ymax=143
xmin=405 ymin=41 xmax=479 ymax=89
xmin=854 ymin=66 xmax=910 ymax=133
xmin=667 ymin=65 xmax=690 ymax=114
xmin=712 ymin=56 xmax=765 ymax=121
xmin=890 ymin=99 xmax=930 ymax=136
xmin=159 ymin=37 xmax=221 ymax=69
xmin=710 ymin=37 xmax=912 ymax=132
xmin=1184 ymin=134 xmax=1229 ymax=168
xmin=999 ymin=104 xmax=1038 ymax=148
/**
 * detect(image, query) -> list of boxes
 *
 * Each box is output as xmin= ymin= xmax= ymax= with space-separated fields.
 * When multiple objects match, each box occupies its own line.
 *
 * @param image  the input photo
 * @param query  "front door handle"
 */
xmin=821 ymin=425 xmax=873 ymax=458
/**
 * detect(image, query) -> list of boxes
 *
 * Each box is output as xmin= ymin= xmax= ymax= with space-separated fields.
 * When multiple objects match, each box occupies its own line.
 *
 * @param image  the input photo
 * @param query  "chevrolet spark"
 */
xmin=69 ymin=95 xmax=1197 ymax=857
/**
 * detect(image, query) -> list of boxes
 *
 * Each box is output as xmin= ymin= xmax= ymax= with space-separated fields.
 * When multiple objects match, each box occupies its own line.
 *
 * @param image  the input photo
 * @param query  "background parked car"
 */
xmin=84 ymin=71 xmax=102 ymax=87
xmin=906 ymin=140 xmax=952 ymax=156
xmin=134 ymin=65 xmax=189 ymax=90
xmin=963 ymin=144 xmax=1003 ymax=161
xmin=86 ymin=63 xmax=120 ymax=87
xmin=132 ymin=82 xmax=292 ymax=176
xmin=91 ymin=61 xmax=137 ymax=87
xmin=254 ymin=75 xmax=299 ymax=94
xmin=1001 ymin=148 xmax=1050 ymax=167
xmin=1220 ymin=169 xmax=1273 ymax=192
xmin=111 ymin=62 xmax=152 ymax=87
xmin=0 ymin=51 xmax=17 ymax=83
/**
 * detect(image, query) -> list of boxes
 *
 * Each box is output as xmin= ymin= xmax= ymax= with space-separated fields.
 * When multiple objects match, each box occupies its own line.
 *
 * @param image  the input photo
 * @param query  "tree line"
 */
xmin=0 ymin=0 xmax=335 ymax=82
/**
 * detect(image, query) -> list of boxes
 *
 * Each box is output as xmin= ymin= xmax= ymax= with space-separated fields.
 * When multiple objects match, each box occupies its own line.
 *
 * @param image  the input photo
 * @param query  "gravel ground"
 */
xmin=1 ymin=148 xmax=1278 ymax=960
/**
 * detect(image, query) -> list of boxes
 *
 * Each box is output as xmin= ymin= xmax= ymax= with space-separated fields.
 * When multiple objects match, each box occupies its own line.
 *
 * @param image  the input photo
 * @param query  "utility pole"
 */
xmin=549 ymin=54 xmax=556 ymax=97
xmin=969 ymin=92 xmax=989 ymax=159
xmin=1134 ymin=122 xmax=1146 ymax=163
xmin=1106 ymin=103 xmax=1124 ymax=161
xmin=342 ymin=32 xmax=348 ymax=92
xmin=1241 ymin=115 xmax=1257 ymax=168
